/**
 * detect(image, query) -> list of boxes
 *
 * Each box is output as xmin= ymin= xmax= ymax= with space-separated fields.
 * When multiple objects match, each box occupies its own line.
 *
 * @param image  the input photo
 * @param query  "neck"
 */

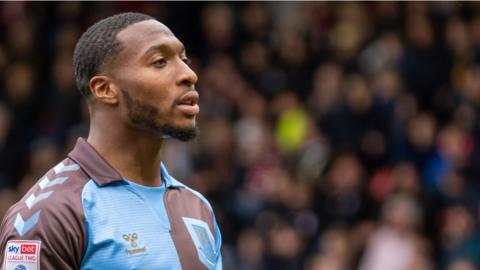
xmin=87 ymin=116 xmax=164 ymax=187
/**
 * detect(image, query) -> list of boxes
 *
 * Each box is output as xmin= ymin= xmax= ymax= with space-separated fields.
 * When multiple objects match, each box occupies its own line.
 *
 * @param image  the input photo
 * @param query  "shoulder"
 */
xmin=0 ymin=157 xmax=90 ymax=268
xmin=1 ymin=157 xmax=89 ymax=241
xmin=166 ymin=176 xmax=223 ymax=261
xmin=161 ymin=162 xmax=215 ymax=213
xmin=183 ymin=185 xmax=215 ymax=212
xmin=168 ymin=176 xmax=215 ymax=213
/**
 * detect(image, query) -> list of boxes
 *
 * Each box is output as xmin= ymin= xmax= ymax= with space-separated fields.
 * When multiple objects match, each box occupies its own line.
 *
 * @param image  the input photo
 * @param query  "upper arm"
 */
xmin=0 ymin=191 xmax=86 ymax=270
xmin=213 ymin=216 xmax=223 ymax=269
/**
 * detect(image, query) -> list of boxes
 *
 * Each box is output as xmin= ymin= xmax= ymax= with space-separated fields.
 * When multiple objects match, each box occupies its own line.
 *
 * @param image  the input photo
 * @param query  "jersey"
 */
xmin=0 ymin=138 xmax=222 ymax=270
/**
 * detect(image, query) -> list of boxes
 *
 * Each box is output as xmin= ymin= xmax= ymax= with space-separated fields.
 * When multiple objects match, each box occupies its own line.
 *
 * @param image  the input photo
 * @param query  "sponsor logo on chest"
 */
xmin=123 ymin=233 xmax=147 ymax=255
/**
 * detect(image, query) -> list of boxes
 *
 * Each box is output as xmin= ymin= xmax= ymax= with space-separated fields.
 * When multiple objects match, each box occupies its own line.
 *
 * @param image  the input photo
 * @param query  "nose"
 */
xmin=177 ymin=59 xmax=198 ymax=87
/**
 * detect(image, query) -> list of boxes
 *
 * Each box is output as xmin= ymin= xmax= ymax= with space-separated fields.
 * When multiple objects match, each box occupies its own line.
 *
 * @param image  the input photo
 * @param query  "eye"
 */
xmin=152 ymin=58 xmax=167 ymax=68
xmin=182 ymin=58 xmax=192 ymax=66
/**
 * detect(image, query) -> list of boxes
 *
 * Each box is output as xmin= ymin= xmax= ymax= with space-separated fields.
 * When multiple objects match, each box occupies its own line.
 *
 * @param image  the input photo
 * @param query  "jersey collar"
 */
xmin=68 ymin=138 xmax=182 ymax=188
xmin=68 ymin=138 xmax=122 ymax=186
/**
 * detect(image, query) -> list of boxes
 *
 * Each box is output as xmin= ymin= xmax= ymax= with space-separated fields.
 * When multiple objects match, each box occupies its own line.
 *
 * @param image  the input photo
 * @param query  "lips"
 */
xmin=176 ymin=91 xmax=200 ymax=116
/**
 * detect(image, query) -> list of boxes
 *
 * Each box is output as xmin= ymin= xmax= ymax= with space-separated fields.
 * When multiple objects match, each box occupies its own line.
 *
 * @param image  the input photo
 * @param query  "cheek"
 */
xmin=118 ymin=67 xmax=177 ymax=111
xmin=131 ymin=84 xmax=172 ymax=110
xmin=143 ymin=80 xmax=174 ymax=105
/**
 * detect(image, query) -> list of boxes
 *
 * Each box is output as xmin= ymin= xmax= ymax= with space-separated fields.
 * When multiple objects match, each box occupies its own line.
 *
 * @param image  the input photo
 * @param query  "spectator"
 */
xmin=0 ymin=2 xmax=480 ymax=269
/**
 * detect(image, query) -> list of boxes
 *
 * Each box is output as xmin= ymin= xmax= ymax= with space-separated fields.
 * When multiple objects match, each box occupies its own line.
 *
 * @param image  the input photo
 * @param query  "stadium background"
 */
xmin=0 ymin=2 xmax=480 ymax=270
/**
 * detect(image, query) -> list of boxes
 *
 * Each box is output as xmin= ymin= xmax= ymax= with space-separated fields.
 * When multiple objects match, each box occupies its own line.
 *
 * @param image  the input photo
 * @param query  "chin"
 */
xmin=176 ymin=117 xmax=197 ymax=129
xmin=160 ymin=123 xmax=198 ymax=142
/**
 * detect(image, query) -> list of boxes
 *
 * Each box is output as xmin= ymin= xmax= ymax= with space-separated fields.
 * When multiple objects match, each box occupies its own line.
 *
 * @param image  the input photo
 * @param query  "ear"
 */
xmin=89 ymin=75 xmax=119 ymax=105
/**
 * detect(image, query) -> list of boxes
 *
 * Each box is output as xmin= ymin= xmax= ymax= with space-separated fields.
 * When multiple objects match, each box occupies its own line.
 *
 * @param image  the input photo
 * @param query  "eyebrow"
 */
xmin=144 ymin=43 xmax=186 ymax=57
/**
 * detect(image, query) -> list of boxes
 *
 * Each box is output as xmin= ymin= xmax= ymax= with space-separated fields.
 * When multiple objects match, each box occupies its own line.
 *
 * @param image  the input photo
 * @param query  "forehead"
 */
xmin=116 ymin=19 xmax=182 ymax=58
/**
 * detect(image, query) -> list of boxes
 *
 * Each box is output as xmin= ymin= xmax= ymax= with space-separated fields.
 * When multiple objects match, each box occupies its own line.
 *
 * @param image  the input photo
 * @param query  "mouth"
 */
xmin=176 ymin=90 xmax=200 ymax=116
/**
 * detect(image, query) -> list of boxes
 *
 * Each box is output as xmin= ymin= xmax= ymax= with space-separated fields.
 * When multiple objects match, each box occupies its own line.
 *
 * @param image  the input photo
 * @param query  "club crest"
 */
xmin=182 ymin=217 xmax=216 ymax=270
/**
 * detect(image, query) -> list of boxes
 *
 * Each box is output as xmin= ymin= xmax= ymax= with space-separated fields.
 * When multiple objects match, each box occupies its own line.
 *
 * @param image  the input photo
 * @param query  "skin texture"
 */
xmin=86 ymin=19 xmax=199 ymax=187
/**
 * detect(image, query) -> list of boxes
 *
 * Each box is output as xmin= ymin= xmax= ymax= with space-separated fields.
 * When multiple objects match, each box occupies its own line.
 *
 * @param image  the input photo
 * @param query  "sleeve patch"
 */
xmin=3 ymin=240 xmax=41 ymax=270
xmin=182 ymin=217 xmax=217 ymax=270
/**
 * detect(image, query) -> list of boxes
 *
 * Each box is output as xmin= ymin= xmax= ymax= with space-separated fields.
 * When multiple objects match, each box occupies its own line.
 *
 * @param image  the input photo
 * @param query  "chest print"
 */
xmin=122 ymin=233 xmax=147 ymax=255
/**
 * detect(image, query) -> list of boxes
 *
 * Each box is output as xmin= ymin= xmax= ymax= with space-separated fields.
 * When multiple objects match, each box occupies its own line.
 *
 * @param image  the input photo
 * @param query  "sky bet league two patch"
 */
xmin=3 ymin=240 xmax=41 ymax=270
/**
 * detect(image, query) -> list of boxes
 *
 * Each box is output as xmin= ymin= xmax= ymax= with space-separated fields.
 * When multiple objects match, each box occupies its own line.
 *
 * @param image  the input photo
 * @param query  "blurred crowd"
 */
xmin=0 ymin=2 xmax=480 ymax=270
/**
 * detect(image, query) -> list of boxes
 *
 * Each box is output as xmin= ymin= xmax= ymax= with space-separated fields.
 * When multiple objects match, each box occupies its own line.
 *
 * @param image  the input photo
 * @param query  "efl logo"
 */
xmin=21 ymin=244 xmax=36 ymax=254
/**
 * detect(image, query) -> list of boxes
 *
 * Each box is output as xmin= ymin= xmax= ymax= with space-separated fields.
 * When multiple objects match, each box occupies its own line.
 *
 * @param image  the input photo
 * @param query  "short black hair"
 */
xmin=73 ymin=12 xmax=154 ymax=101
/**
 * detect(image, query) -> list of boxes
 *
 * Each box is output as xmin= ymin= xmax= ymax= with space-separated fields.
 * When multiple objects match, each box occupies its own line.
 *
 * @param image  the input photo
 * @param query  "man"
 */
xmin=0 ymin=12 xmax=222 ymax=270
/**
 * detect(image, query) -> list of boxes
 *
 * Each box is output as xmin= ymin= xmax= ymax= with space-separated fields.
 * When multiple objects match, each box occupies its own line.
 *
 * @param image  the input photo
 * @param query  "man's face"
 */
xmin=110 ymin=20 xmax=199 ymax=141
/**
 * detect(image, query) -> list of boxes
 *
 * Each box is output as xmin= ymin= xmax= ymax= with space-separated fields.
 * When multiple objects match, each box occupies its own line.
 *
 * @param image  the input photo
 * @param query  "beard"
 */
xmin=122 ymin=90 xmax=197 ymax=141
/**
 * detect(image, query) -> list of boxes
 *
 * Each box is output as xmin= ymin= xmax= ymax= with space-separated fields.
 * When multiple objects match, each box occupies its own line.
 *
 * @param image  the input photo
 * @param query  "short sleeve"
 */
xmin=213 ymin=212 xmax=222 ymax=269
xmin=0 ymin=185 xmax=86 ymax=269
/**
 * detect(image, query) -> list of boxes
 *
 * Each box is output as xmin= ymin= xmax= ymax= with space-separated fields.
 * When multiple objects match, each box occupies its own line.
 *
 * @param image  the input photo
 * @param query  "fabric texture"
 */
xmin=0 ymin=138 xmax=222 ymax=270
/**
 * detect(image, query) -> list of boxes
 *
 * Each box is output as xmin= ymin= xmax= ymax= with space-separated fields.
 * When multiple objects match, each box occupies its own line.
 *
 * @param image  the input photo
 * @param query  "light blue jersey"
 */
xmin=0 ymin=138 xmax=222 ymax=270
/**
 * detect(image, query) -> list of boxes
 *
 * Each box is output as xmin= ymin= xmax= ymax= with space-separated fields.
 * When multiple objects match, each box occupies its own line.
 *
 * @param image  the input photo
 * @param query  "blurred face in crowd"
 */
xmin=105 ymin=19 xmax=199 ymax=141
